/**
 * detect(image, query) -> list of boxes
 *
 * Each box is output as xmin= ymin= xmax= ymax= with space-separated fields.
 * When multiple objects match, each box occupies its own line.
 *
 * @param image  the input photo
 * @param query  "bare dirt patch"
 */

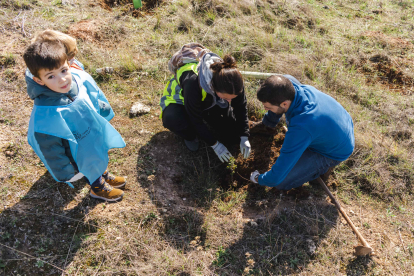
xmin=97 ymin=0 xmax=165 ymax=17
xmin=216 ymin=123 xmax=325 ymax=221
xmin=363 ymin=31 xmax=413 ymax=50
xmin=67 ymin=20 xmax=103 ymax=42
xmin=67 ymin=20 xmax=127 ymax=44
xmin=350 ymin=53 xmax=414 ymax=95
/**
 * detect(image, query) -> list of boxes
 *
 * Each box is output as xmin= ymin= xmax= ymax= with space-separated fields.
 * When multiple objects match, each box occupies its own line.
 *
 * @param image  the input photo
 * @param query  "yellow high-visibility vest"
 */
xmin=159 ymin=63 xmax=207 ymax=118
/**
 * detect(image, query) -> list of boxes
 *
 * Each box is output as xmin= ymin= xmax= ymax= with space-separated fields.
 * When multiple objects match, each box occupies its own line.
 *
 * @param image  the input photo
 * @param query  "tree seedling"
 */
xmin=226 ymin=157 xmax=237 ymax=184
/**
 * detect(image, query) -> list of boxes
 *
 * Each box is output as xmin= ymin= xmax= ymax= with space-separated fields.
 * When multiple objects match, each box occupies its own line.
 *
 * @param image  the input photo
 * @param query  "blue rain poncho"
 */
xmin=27 ymin=70 xmax=125 ymax=187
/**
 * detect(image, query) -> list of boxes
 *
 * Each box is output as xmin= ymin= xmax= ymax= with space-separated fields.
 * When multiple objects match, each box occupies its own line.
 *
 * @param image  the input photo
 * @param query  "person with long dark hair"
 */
xmin=160 ymin=48 xmax=250 ymax=162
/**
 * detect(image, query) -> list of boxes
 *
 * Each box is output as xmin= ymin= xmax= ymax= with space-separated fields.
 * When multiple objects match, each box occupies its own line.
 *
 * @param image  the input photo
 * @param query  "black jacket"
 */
xmin=180 ymin=70 xmax=249 ymax=146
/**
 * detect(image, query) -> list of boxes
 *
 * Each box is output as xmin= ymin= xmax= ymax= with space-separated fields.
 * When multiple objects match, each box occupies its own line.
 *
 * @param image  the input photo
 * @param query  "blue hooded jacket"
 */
xmin=26 ymin=69 xmax=113 ymax=182
xmin=258 ymin=79 xmax=355 ymax=186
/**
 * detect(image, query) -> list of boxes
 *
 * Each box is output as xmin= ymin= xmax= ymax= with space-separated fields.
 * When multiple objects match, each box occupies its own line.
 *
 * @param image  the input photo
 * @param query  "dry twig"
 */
xmin=0 ymin=242 xmax=66 ymax=272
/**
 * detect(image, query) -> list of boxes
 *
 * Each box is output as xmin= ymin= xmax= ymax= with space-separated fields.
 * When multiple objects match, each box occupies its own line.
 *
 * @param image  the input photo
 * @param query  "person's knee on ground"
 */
xmin=309 ymin=165 xmax=338 ymax=186
xmin=271 ymin=149 xmax=337 ymax=191
xmin=203 ymin=107 xmax=240 ymax=144
xmin=162 ymin=105 xmax=197 ymax=141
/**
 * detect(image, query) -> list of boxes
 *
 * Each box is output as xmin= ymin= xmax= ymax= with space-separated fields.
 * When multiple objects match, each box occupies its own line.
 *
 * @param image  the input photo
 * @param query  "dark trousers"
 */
xmin=162 ymin=104 xmax=239 ymax=144
xmin=73 ymin=162 xmax=104 ymax=189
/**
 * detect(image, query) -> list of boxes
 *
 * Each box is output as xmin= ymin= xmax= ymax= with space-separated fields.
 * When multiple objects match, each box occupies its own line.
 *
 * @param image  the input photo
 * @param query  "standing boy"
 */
xmin=23 ymin=39 xmax=126 ymax=201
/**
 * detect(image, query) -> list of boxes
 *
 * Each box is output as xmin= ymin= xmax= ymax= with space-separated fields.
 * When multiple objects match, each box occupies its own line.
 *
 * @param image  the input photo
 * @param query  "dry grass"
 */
xmin=1 ymin=0 xmax=414 ymax=275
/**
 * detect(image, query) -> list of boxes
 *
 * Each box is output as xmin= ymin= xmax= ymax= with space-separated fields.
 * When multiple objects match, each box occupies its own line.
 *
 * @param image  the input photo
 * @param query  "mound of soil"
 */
xmin=363 ymin=31 xmax=413 ymax=50
xmin=97 ymin=0 xmax=164 ymax=17
xmin=67 ymin=20 xmax=127 ymax=43
xmin=68 ymin=20 xmax=102 ymax=42
xmin=355 ymin=54 xmax=414 ymax=95
xmin=235 ymin=132 xmax=285 ymax=180
xmin=347 ymin=32 xmax=414 ymax=94
xmin=222 ymin=124 xmax=312 ymax=201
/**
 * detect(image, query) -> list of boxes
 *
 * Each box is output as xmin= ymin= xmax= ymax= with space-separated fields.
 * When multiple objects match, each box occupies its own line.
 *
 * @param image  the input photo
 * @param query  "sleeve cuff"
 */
xmin=262 ymin=117 xmax=279 ymax=128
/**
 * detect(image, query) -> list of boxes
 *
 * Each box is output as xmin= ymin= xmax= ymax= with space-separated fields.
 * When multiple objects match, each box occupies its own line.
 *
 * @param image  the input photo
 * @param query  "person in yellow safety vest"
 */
xmin=159 ymin=54 xmax=251 ymax=162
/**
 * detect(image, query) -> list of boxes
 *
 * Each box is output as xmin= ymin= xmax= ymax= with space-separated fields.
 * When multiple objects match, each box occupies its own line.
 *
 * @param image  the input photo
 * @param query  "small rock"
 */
xmin=5 ymin=151 xmax=13 ymax=157
xmin=130 ymin=102 xmax=150 ymax=117
xmin=248 ymin=221 xmax=258 ymax=227
xmin=350 ymin=210 xmax=355 ymax=215
xmin=162 ymin=208 xmax=167 ymax=213
xmin=306 ymin=239 xmax=316 ymax=255
xmin=182 ymin=198 xmax=186 ymax=201
xmin=96 ymin=67 xmax=114 ymax=74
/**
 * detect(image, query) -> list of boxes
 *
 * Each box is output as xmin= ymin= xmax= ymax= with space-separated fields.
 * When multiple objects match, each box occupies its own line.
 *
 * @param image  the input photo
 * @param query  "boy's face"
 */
xmin=33 ymin=60 xmax=72 ymax=94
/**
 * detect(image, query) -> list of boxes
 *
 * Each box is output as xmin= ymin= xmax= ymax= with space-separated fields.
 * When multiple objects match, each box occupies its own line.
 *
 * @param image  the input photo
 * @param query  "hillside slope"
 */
xmin=1 ymin=0 xmax=414 ymax=275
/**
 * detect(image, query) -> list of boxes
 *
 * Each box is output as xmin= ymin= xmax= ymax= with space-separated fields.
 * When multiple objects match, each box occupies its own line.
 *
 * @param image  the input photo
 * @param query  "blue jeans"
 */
xmin=275 ymin=149 xmax=342 ymax=190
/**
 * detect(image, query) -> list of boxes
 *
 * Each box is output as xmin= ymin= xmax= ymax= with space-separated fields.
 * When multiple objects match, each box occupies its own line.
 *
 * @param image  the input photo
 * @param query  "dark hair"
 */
xmin=210 ymin=54 xmax=244 ymax=95
xmin=257 ymin=75 xmax=295 ymax=105
xmin=23 ymin=40 xmax=67 ymax=78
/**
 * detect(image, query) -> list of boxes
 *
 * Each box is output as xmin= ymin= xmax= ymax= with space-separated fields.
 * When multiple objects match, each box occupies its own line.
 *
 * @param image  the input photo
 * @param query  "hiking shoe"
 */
xmin=321 ymin=166 xmax=336 ymax=183
xmin=90 ymin=182 xmax=124 ymax=202
xmin=184 ymin=138 xmax=199 ymax=152
xmin=103 ymin=170 xmax=126 ymax=188
xmin=309 ymin=166 xmax=336 ymax=186
xmin=249 ymin=121 xmax=278 ymax=136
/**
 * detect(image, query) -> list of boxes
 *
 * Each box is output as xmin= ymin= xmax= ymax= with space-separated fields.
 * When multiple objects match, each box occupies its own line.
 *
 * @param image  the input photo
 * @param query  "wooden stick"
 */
xmin=316 ymin=177 xmax=373 ymax=253
xmin=240 ymin=71 xmax=281 ymax=79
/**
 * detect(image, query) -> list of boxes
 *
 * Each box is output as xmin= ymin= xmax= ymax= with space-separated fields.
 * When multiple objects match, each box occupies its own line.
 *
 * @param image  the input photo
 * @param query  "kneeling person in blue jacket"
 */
xmin=249 ymin=75 xmax=355 ymax=189
xmin=23 ymin=40 xmax=127 ymax=201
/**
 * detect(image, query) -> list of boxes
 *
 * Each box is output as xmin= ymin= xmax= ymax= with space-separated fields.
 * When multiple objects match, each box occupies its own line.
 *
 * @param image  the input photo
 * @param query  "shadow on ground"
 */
xmin=136 ymin=131 xmax=218 ymax=251
xmin=136 ymin=130 xmax=346 ymax=274
xmin=345 ymin=256 xmax=376 ymax=276
xmin=209 ymin=199 xmax=340 ymax=274
xmin=0 ymin=172 xmax=102 ymax=275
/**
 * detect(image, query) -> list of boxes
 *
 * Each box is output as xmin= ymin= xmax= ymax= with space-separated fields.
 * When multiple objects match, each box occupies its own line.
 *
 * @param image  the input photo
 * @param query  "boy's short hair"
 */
xmin=257 ymin=75 xmax=296 ymax=106
xmin=32 ymin=29 xmax=78 ymax=60
xmin=23 ymin=40 xmax=68 ymax=78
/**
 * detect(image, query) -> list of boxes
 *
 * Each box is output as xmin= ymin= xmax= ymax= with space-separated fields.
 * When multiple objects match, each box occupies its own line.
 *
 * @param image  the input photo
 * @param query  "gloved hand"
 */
xmin=240 ymin=136 xmax=251 ymax=159
xmin=250 ymin=170 xmax=260 ymax=183
xmin=211 ymin=141 xmax=232 ymax=163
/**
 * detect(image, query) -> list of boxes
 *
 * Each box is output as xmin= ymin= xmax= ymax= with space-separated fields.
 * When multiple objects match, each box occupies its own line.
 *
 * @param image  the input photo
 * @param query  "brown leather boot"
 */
xmin=102 ymin=170 xmax=126 ymax=188
xmin=309 ymin=166 xmax=336 ymax=186
xmin=320 ymin=166 xmax=335 ymax=183
xmin=90 ymin=182 xmax=124 ymax=201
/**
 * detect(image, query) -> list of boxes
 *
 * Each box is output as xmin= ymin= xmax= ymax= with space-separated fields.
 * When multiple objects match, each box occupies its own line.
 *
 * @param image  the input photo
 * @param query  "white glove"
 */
xmin=240 ymin=136 xmax=251 ymax=159
xmin=211 ymin=141 xmax=232 ymax=163
xmin=250 ymin=170 xmax=260 ymax=183
xmin=68 ymin=172 xmax=84 ymax=182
